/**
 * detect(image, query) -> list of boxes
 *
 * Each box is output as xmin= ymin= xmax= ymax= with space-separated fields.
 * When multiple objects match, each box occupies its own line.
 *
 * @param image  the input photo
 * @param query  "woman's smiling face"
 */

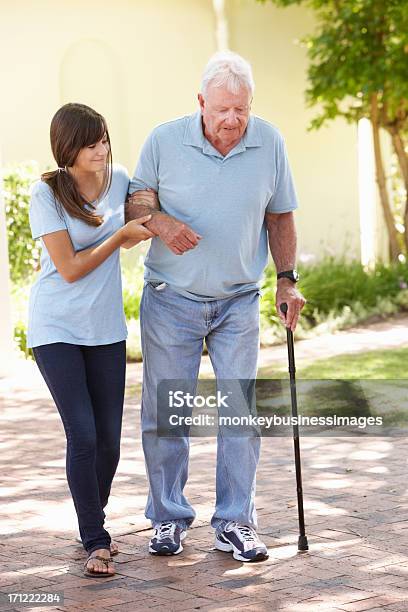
xmin=73 ymin=134 xmax=110 ymax=173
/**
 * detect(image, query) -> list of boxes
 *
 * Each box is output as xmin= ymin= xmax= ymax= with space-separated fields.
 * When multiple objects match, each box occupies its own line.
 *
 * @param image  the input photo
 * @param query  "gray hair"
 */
xmin=200 ymin=50 xmax=255 ymax=97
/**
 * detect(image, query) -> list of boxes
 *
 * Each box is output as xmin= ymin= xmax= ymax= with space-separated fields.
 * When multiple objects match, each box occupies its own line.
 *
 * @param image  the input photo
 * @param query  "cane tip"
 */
xmin=297 ymin=535 xmax=309 ymax=552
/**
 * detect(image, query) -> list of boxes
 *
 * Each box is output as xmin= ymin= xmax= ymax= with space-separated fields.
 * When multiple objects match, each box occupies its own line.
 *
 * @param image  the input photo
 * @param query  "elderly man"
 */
xmin=126 ymin=51 xmax=305 ymax=562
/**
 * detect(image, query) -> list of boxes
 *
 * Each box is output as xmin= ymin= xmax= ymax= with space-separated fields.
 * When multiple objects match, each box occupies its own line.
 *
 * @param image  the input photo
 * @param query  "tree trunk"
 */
xmin=370 ymin=93 xmax=400 ymax=261
xmin=388 ymin=126 xmax=408 ymax=253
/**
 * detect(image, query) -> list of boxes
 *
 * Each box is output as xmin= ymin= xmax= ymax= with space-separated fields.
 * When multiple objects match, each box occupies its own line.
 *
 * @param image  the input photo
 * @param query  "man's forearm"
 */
xmin=125 ymin=188 xmax=201 ymax=253
xmin=125 ymin=190 xmax=163 ymax=234
xmin=266 ymin=211 xmax=305 ymax=331
xmin=265 ymin=212 xmax=297 ymax=272
xmin=126 ymin=205 xmax=167 ymax=236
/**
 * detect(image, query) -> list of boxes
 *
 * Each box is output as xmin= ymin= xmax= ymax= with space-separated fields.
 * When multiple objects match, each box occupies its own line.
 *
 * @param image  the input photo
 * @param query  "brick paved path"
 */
xmin=2 ymin=329 xmax=408 ymax=611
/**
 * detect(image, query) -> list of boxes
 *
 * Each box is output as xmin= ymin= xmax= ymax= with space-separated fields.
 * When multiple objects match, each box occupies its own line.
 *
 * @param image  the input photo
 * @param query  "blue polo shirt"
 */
xmin=130 ymin=110 xmax=298 ymax=301
xmin=27 ymin=164 xmax=129 ymax=348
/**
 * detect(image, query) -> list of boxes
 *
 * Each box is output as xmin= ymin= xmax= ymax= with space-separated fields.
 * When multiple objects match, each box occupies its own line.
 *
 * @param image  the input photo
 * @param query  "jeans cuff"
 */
xmin=86 ymin=542 xmax=111 ymax=555
xmin=214 ymin=520 xmax=228 ymax=534
xmin=152 ymin=519 xmax=190 ymax=531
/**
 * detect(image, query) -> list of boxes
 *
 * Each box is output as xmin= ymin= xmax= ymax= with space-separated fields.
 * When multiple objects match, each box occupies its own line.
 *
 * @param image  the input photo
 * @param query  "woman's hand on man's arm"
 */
xmin=43 ymin=214 xmax=153 ymax=283
xmin=125 ymin=189 xmax=201 ymax=255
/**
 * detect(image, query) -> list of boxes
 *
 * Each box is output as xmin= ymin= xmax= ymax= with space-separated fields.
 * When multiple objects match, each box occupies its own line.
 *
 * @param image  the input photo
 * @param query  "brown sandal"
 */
xmin=84 ymin=554 xmax=115 ymax=578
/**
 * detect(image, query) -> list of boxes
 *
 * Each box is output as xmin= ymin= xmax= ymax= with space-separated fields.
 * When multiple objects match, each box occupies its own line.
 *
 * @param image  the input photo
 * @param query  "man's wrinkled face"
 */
xmin=198 ymin=84 xmax=252 ymax=150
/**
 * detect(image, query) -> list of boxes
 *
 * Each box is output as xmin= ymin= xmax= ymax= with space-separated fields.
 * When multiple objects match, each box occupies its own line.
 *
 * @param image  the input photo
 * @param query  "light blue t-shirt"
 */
xmin=27 ymin=164 xmax=129 ymax=348
xmin=129 ymin=110 xmax=298 ymax=301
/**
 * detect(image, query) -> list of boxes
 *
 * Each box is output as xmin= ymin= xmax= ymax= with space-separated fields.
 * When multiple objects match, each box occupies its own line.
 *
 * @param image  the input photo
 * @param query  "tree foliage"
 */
xmin=258 ymin=0 xmax=408 ymax=260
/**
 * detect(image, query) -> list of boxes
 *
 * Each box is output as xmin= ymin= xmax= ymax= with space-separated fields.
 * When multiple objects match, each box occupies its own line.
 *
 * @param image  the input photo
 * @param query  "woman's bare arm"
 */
xmin=43 ymin=215 xmax=153 ymax=283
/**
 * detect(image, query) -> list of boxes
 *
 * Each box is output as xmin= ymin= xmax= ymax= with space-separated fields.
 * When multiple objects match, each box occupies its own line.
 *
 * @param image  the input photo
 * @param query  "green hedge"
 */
xmin=3 ymin=163 xmax=40 ymax=282
xmin=260 ymin=257 xmax=408 ymax=339
xmin=299 ymin=258 xmax=408 ymax=321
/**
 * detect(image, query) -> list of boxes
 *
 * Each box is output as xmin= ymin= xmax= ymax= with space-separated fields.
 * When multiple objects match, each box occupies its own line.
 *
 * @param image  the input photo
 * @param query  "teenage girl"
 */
xmin=27 ymin=103 xmax=153 ymax=577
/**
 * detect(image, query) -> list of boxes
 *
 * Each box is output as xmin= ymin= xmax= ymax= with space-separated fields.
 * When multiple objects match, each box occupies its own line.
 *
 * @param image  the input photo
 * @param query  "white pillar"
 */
xmin=212 ymin=0 xmax=229 ymax=51
xmin=358 ymin=118 xmax=377 ymax=268
xmin=0 ymin=153 xmax=14 ymax=376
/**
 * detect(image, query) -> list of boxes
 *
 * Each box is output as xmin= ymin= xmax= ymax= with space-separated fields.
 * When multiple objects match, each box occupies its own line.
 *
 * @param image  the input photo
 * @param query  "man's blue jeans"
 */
xmin=140 ymin=282 xmax=261 ymax=533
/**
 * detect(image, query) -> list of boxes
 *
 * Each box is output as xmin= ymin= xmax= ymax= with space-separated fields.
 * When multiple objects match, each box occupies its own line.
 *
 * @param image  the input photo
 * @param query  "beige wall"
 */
xmin=0 ymin=0 xmax=215 ymax=170
xmin=0 ymin=0 xmax=362 ymax=259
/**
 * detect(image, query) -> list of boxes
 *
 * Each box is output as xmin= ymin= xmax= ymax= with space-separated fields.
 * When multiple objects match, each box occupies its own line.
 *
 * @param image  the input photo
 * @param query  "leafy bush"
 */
xmin=298 ymin=258 xmax=408 ymax=322
xmin=260 ymin=257 xmax=408 ymax=344
xmin=3 ymin=162 xmax=40 ymax=282
xmin=11 ymin=275 xmax=35 ymax=359
xmin=14 ymin=321 xmax=33 ymax=359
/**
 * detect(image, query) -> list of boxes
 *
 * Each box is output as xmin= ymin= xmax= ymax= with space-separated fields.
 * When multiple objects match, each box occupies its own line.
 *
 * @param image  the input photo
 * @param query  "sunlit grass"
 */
xmin=258 ymin=346 xmax=408 ymax=380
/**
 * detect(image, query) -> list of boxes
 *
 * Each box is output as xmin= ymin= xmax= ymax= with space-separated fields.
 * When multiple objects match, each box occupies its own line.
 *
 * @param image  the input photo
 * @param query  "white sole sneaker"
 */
xmin=214 ymin=538 xmax=233 ymax=553
xmin=149 ymin=530 xmax=186 ymax=555
xmin=215 ymin=535 xmax=269 ymax=562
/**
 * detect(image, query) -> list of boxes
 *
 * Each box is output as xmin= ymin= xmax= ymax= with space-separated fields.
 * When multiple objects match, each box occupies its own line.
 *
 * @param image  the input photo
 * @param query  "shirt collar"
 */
xmin=183 ymin=111 xmax=263 ymax=159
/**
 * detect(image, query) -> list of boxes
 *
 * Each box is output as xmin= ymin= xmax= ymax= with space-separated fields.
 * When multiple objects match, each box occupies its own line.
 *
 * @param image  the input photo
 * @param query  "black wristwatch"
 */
xmin=277 ymin=269 xmax=299 ymax=283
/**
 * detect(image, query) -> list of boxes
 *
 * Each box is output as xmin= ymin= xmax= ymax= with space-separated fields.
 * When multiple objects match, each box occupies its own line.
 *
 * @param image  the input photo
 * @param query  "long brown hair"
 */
xmin=41 ymin=103 xmax=112 ymax=226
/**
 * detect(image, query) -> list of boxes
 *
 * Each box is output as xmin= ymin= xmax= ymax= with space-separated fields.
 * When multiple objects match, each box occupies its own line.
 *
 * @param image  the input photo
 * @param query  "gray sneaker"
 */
xmin=215 ymin=521 xmax=269 ymax=562
xmin=149 ymin=522 xmax=186 ymax=555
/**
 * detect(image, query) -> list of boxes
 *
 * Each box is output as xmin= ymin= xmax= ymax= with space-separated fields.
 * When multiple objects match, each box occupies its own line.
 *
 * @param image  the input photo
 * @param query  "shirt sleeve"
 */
xmin=29 ymin=181 xmax=68 ymax=240
xmin=266 ymin=133 xmax=299 ymax=214
xmin=111 ymin=164 xmax=130 ymax=227
xmin=129 ymin=131 xmax=159 ymax=194
xmin=113 ymin=163 xmax=130 ymax=191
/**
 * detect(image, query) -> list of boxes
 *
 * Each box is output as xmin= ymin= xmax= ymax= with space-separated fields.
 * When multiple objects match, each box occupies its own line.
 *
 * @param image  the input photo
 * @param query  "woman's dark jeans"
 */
xmin=33 ymin=341 xmax=126 ymax=554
